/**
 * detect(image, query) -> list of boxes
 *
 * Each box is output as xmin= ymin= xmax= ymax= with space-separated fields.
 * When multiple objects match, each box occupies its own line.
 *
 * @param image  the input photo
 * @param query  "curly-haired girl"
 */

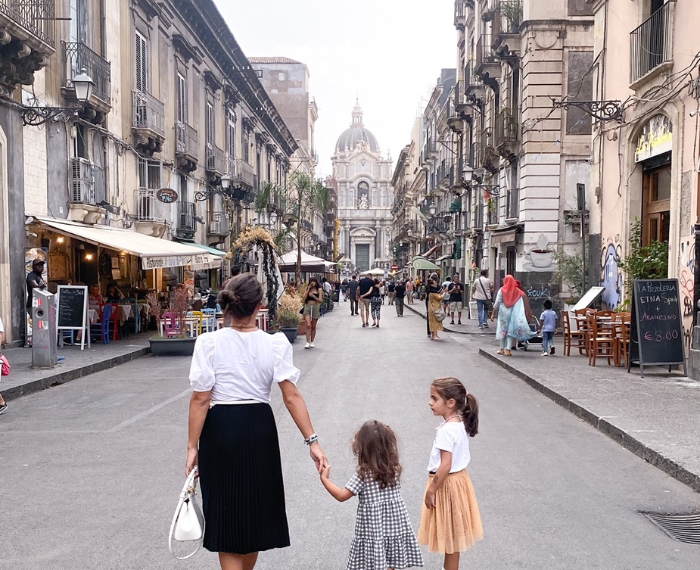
xmin=320 ymin=420 xmax=424 ymax=570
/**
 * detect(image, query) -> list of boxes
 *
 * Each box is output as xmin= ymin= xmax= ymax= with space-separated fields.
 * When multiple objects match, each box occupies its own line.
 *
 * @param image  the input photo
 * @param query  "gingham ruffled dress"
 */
xmin=345 ymin=473 xmax=424 ymax=570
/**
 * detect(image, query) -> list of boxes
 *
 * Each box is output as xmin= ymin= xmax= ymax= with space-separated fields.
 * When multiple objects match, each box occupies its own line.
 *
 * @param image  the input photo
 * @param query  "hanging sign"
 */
xmin=635 ymin=115 xmax=672 ymax=162
xmin=156 ymin=188 xmax=178 ymax=203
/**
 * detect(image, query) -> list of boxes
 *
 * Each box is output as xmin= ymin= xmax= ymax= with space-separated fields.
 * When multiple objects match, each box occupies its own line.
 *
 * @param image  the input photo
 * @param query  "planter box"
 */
xmin=280 ymin=327 xmax=298 ymax=344
xmin=149 ymin=337 xmax=196 ymax=356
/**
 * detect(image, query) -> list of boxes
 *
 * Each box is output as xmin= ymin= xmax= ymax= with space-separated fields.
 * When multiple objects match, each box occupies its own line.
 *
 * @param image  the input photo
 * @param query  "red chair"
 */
xmin=109 ymin=303 xmax=121 ymax=341
xmin=162 ymin=312 xmax=183 ymax=338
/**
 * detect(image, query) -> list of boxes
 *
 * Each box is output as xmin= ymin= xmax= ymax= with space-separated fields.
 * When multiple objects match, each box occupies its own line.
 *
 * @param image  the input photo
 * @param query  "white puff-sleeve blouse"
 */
xmin=189 ymin=329 xmax=300 ymax=404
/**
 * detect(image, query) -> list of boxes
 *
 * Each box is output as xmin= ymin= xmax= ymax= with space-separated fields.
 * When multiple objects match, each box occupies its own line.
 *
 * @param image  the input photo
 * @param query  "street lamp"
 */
xmin=429 ymin=203 xmax=437 ymax=216
xmin=270 ymin=211 xmax=278 ymax=225
xmin=221 ymin=174 xmax=231 ymax=191
xmin=463 ymin=164 xmax=474 ymax=184
xmin=22 ymin=69 xmax=95 ymax=126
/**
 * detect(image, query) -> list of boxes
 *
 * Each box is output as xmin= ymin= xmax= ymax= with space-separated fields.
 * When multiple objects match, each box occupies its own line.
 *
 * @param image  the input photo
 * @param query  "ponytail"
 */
xmin=461 ymin=393 xmax=479 ymax=437
xmin=432 ymin=376 xmax=479 ymax=437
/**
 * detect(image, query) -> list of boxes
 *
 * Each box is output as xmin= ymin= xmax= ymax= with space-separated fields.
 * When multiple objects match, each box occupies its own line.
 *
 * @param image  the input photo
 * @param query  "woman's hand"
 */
xmin=320 ymin=463 xmax=331 ymax=480
xmin=186 ymin=447 xmax=199 ymax=476
xmin=309 ymin=442 xmax=328 ymax=473
xmin=424 ymin=490 xmax=436 ymax=509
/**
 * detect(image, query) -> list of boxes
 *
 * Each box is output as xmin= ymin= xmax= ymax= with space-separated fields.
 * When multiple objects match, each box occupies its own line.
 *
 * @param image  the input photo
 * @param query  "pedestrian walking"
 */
xmin=447 ymin=275 xmax=465 ymax=325
xmin=427 ymin=273 xmax=444 ymax=341
xmin=491 ymin=275 xmax=536 ymax=356
xmin=186 ymin=273 xmax=328 ymax=569
xmin=370 ymin=278 xmax=382 ymax=328
xmin=539 ymin=299 xmax=558 ymax=356
xmin=341 ymin=279 xmax=348 ymax=302
xmin=303 ymin=277 xmax=323 ymax=349
xmin=347 ymin=275 xmax=360 ymax=316
xmin=387 ymin=280 xmax=396 ymax=305
xmin=441 ymin=276 xmax=452 ymax=316
xmin=379 ymin=280 xmax=386 ymax=304
xmin=322 ymin=278 xmax=333 ymax=312
xmin=406 ymin=278 xmax=414 ymax=305
xmin=418 ymin=377 xmax=483 ymax=570
xmin=0 ymin=316 xmax=7 ymax=415
xmin=320 ymin=420 xmax=424 ymax=570
xmin=394 ymin=280 xmax=406 ymax=317
xmin=471 ymin=270 xmax=493 ymax=329
xmin=358 ymin=274 xmax=374 ymax=327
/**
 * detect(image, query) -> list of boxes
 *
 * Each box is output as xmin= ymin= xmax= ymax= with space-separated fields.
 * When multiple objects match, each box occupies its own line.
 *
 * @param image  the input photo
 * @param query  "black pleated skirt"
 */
xmin=198 ymin=403 xmax=290 ymax=554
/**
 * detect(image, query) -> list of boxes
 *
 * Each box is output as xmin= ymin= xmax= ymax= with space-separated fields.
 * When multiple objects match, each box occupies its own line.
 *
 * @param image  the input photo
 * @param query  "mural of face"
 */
xmin=601 ymin=244 xmax=622 ymax=309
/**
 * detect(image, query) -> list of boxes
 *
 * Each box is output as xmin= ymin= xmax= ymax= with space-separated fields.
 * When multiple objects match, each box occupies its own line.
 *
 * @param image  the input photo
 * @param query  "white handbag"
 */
xmin=168 ymin=467 xmax=205 ymax=559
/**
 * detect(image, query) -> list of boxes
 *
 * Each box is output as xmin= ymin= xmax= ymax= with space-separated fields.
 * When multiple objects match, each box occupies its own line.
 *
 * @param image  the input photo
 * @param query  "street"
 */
xmin=1 ymin=307 xmax=699 ymax=570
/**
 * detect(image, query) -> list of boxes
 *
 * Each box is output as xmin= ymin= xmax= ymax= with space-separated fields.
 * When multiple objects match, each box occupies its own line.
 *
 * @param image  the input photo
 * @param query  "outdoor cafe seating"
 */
xmin=562 ymin=309 xmax=632 ymax=367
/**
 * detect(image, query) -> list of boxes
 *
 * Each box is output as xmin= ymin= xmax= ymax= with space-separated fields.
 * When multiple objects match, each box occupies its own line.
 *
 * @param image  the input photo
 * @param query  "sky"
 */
xmin=213 ymin=0 xmax=457 ymax=178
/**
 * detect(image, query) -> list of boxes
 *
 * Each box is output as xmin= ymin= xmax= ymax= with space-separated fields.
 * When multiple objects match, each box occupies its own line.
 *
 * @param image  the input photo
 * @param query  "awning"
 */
xmin=436 ymin=254 xmax=452 ymax=263
xmin=419 ymin=244 xmax=440 ymax=258
xmin=35 ymin=217 xmax=222 ymax=270
xmin=410 ymin=206 xmax=429 ymax=223
xmin=489 ymin=225 xmax=521 ymax=246
xmin=189 ymin=243 xmax=228 ymax=257
xmin=411 ymin=257 xmax=441 ymax=271
xmin=277 ymin=250 xmax=333 ymax=273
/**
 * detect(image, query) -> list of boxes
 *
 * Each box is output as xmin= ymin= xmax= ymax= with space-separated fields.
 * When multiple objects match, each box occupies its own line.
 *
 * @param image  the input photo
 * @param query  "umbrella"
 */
xmin=360 ymin=268 xmax=385 ymax=276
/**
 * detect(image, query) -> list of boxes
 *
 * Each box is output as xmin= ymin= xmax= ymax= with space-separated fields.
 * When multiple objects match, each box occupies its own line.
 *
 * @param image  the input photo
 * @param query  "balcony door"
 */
xmin=135 ymin=31 xmax=148 ymax=93
xmin=69 ymin=0 xmax=87 ymax=44
xmin=642 ymin=164 xmax=671 ymax=246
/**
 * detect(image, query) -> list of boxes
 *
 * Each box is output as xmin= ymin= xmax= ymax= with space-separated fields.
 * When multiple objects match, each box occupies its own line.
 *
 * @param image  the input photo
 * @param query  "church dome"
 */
xmin=335 ymin=101 xmax=380 ymax=153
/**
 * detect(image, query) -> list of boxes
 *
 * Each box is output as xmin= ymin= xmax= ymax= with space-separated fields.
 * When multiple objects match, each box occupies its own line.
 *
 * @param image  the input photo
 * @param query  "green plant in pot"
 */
xmin=276 ymin=292 xmax=303 ymax=344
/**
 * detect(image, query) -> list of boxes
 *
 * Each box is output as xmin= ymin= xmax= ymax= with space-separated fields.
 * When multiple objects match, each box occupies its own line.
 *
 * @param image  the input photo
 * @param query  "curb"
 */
xmin=478 ymin=348 xmax=700 ymax=494
xmin=404 ymin=303 xmax=490 ymax=336
xmin=4 ymin=347 xmax=151 ymax=402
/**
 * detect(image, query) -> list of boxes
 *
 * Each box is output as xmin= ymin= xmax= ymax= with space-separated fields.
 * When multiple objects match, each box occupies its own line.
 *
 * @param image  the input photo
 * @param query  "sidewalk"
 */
xmin=404 ymin=299 xmax=490 ymax=335
xmin=0 ymin=334 xmax=151 ymax=401
xmin=473 ymin=339 xmax=700 ymax=494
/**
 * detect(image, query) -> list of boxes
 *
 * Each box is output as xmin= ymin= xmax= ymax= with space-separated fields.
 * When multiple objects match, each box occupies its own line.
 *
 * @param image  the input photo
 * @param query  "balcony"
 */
xmin=208 ymin=211 xmax=230 ymax=237
xmin=437 ymin=159 xmax=454 ymax=189
xmin=630 ymin=2 xmax=673 ymax=86
xmin=454 ymin=0 xmax=466 ymax=30
xmin=206 ymin=144 xmax=226 ymax=179
xmin=0 ymin=0 xmax=55 ymax=93
xmin=132 ymin=90 xmax=165 ymax=155
xmin=176 ymin=122 xmax=198 ymax=172
xmin=177 ymin=201 xmax=196 ymax=241
xmin=70 ymin=157 xmax=95 ymax=205
xmin=62 ymin=41 xmax=111 ymax=118
xmin=495 ymin=107 xmax=519 ymax=159
xmin=428 ymin=218 xmax=452 ymax=235
xmin=492 ymin=1 xmax=522 ymax=58
xmin=475 ymin=35 xmax=500 ymax=83
xmin=232 ymin=159 xmax=257 ymax=193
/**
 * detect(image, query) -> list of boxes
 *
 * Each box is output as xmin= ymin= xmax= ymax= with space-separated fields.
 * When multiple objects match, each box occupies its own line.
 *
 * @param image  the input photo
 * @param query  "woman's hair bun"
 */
xmin=219 ymin=273 xmax=263 ymax=320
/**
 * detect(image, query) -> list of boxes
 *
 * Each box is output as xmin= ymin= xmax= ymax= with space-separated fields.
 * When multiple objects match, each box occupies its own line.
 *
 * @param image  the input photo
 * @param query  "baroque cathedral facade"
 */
xmin=332 ymin=103 xmax=394 ymax=274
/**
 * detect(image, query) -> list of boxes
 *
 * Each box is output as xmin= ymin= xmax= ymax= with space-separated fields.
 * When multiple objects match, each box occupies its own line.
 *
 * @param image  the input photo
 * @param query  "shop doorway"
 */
xmin=642 ymin=163 xmax=671 ymax=245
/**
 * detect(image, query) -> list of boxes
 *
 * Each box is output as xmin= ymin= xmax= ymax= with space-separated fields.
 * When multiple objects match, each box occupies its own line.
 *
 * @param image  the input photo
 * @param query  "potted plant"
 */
xmin=276 ymin=292 xmax=303 ymax=344
xmin=149 ymin=285 xmax=197 ymax=356
xmin=501 ymin=2 xmax=523 ymax=33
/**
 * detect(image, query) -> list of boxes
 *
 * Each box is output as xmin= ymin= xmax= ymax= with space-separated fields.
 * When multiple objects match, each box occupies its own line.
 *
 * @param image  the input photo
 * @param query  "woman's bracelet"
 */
xmin=304 ymin=433 xmax=318 ymax=445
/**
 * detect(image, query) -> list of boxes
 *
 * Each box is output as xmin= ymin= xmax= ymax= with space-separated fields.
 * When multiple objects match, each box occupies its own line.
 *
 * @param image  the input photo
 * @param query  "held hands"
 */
xmin=309 ymin=442 xmax=328 ymax=473
xmin=424 ymin=490 xmax=436 ymax=509
xmin=320 ymin=464 xmax=331 ymax=480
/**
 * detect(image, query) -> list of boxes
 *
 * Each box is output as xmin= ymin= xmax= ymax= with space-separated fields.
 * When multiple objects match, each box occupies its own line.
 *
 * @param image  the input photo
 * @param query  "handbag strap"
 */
xmin=478 ymin=278 xmax=490 ymax=300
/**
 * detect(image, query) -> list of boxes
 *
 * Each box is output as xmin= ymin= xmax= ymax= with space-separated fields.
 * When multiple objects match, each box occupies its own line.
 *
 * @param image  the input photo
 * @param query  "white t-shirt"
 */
xmin=189 ymin=329 xmax=300 ymax=404
xmin=427 ymin=421 xmax=471 ymax=473
xmin=0 ymin=316 xmax=4 ymax=334
xmin=323 ymin=281 xmax=332 ymax=293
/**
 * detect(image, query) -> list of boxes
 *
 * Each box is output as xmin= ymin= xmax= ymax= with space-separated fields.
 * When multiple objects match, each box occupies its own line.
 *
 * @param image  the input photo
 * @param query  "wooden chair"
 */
xmin=587 ymin=313 xmax=614 ymax=366
xmin=123 ymin=297 xmax=141 ymax=335
xmin=162 ymin=312 xmax=183 ymax=338
xmin=187 ymin=311 xmax=206 ymax=335
xmin=574 ymin=309 xmax=594 ymax=355
xmin=90 ymin=303 xmax=112 ymax=344
xmin=561 ymin=311 xmax=586 ymax=356
xmin=108 ymin=303 xmax=121 ymax=341
xmin=613 ymin=318 xmax=630 ymax=368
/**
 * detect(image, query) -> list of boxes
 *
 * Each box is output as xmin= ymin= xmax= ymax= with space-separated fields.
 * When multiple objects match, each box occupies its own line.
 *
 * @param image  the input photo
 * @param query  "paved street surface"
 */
xmin=1 ymin=307 xmax=699 ymax=569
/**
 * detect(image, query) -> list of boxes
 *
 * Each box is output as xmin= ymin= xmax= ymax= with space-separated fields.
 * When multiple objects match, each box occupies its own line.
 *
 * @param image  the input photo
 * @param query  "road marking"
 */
xmin=106 ymin=389 xmax=191 ymax=433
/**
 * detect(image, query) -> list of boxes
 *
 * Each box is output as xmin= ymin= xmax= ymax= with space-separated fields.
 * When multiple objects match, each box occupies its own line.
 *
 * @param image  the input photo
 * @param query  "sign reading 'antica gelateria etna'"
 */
xmin=635 ymin=115 xmax=672 ymax=163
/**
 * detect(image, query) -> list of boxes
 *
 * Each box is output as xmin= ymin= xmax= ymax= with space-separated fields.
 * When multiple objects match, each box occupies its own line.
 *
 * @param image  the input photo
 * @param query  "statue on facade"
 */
xmin=358 ymin=194 xmax=369 ymax=210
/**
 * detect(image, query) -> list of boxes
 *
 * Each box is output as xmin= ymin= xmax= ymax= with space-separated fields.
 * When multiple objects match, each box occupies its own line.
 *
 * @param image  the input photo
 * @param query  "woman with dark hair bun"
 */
xmin=187 ymin=273 xmax=327 ymax=570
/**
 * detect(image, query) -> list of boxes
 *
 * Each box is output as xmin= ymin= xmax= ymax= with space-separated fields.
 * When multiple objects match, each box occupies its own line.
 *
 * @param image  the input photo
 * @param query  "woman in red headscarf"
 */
xmin=491 ymin=275 xmax=535 ymax=355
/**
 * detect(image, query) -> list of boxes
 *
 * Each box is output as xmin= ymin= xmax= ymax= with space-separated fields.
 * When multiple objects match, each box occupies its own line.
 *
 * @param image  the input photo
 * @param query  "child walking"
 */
xmin=418 ymin=377 xmax=483 ymax=570
xmin=539 ymin=299 xmax=558 ymax=356
xmin=321 ymin=420 xmax=424 ymax=570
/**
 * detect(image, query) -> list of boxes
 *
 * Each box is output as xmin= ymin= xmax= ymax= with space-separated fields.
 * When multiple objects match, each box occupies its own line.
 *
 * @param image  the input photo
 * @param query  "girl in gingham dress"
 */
xmin=321 ymin=420 xmax=423 ymax=570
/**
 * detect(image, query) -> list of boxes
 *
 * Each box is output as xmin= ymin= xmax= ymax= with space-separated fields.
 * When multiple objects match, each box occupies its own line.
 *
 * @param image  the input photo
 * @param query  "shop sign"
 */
xmin=156 ymin=188 xmax=178 ymax=203
xmin=141 ymin=253 xmax=222 ymax=270
xmin=635 ymin=115 xmax=672 ymax=162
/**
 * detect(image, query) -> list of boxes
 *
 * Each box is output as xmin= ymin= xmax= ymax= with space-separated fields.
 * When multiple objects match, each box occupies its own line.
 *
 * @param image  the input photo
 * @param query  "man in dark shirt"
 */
xmin=26 ymin=259 xmax=47 ymax=313
xmin=358 ymin=274 xmax=374 ymax=327
xmin=347 ymin=275 xmax=360 ymax=316
xmin=387 ymin=281 xmax=396 ymax=305
xmin=394 ymin=280 xmax=406 ymax=317
xmin=447 ymin=274 xmax=465 ymax=325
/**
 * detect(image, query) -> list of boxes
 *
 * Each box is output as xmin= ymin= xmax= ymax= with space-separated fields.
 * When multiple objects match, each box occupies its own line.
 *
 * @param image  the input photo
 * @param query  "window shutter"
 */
xmin=135 ymin=32 xmax=148 ymax=92
xmin=206 ymin=101 xmax=214 ymax=146
xmin=177 ymin=73 xmax=186 ymax=123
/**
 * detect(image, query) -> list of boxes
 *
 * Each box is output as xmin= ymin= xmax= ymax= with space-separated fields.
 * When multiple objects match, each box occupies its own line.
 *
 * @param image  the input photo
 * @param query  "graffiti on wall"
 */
xmin=678 ymin=236 xmax=694 ymax=354
xmin=600 ymin=236 xmax=623 ymax=310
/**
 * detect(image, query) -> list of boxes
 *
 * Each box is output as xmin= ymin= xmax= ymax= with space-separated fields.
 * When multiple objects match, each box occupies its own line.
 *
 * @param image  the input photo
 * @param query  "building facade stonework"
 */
xmin=332 ymin=103 xmax=394 ymax=274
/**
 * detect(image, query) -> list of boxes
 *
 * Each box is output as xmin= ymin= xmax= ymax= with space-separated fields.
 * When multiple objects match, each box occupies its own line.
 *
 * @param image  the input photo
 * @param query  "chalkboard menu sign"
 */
xmin=57 ymin=286 xmax=88 ymax=330
xmin=629 ymin=279 xmax=687 ymax=376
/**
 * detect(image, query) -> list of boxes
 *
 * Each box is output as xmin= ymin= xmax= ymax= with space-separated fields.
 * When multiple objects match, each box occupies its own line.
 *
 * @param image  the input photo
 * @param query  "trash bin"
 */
xmin=32 ymin=289 xmax=58 ymax=368
xmin=469 ymin=301 xmax=478 ymax=321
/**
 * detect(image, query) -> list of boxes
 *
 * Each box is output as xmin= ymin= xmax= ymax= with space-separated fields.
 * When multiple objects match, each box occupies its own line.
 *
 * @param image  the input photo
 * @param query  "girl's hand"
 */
xmin=185 ymin=448 xmax=198 ymax=477
xmin=424 ymin=490 xmax=436 ymax=509
xmin=320 ymin=464 xmax=331 ymax=480
xmin=309 ymin=442 xmax=328 ymax=473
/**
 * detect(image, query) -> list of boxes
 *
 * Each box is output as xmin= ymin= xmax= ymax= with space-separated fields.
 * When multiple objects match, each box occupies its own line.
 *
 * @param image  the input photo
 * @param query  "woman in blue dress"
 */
xmin=491 ymin=275 xmax=535 ymax=356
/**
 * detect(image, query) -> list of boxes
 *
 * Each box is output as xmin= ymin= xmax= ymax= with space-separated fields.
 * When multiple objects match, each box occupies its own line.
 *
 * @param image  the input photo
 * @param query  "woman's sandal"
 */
xmin=505 ymin=350 xmax=513 ymax=356
xmin=496 ymin=349 xmax=505 ymax=355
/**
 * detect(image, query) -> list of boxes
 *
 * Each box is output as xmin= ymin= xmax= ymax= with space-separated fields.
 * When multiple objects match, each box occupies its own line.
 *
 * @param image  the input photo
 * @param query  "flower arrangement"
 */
xmin=146 ymin=291 xmax=162 ymax=330
xmin=276 ymin=291 xmax=303 ymax=328
xmin=233 ymin=226 xmax=275 ymax=251
xmin=169 ymin=285 xmax=190 ymax=338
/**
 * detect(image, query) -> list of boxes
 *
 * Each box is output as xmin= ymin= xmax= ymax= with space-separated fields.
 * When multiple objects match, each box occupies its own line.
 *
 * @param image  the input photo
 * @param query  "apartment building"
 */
xmin=0 ymin=0 xmax=297 ymax=343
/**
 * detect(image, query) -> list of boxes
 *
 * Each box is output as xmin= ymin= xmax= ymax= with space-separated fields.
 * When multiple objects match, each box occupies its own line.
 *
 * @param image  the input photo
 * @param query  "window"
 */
xmin=243 ymin=130 xmax=250 ymax=163
xmin=642 ymin=165 xmax=671 ymax=245
xmin=138 ymin=158 xmax=162 ymax=189
xmin=176 ymin=73 xmax=186 ymax=124
xmin=135 ymin=31 xmax=148 ymax=92
xmin=69 ymin=0 xmax=87 ymax=44
xmin=206 ymin=97 xmax=214 ymax=149
xmin=226 ymin=108 xmax=236 ymax=161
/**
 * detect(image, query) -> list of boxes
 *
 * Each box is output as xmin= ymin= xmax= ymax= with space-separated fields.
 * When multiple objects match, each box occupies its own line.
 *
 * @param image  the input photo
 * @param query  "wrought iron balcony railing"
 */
xmin=178 ymin=201 xmax=196 ymax=231
xmin=232 ymin=159 xmax=257 ymax=191
xmin=0 ymin=0 xmax=55 ymax=48
xmin=496 ymin=108 xmax=519 ymax=146
xmin=630 ymin=2 xmax=673 ymax=84
xmin=454 ymin=0 xmax=466 ymax=29
xmin=208 ymin=211 xmax=230 ymax=236
xmin=206 ymin=144 xmax=226 ymax=175
xmin=63 ymin=41 xmax=111 ymax=105
xmin=475 ymin=35 xmax=499 ymax=76
xmin=176 ymin=122 xmax=198 ymax=159
xmin=493 ymin=0 xmax=522 ymax=39
xmin=136 ymin=188 xmax=169 ymax=222
xmin=133 ymin=90 xmax=165 ymax=137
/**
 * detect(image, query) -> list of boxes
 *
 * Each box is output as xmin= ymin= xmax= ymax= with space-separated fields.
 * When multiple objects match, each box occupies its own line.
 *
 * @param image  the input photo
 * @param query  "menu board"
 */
xmin=57 ymin=286 xmax=88 ymax=330
xmin=629 ymin=279 xmax=687 ymax=376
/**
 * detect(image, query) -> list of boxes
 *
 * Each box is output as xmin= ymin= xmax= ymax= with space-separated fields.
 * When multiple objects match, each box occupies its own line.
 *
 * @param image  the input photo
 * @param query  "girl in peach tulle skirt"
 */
xmin=418 ymin=377 xmax=483 ymax=570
